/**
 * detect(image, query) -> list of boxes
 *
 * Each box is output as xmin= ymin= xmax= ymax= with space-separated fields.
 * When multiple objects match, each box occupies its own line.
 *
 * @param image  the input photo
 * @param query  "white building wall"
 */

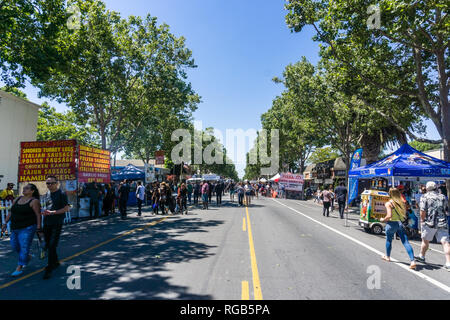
xmin=0 ymin=90 xmax=40 ymax=190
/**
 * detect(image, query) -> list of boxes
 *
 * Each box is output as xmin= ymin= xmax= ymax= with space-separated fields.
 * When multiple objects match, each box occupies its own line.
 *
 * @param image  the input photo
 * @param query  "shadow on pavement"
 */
xmin=0 ymin=213 xmax=225 ymax=300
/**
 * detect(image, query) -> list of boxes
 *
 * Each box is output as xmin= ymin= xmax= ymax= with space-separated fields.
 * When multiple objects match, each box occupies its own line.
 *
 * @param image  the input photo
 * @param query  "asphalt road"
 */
xmin=0 ymin=196 xmax=449 ymax=300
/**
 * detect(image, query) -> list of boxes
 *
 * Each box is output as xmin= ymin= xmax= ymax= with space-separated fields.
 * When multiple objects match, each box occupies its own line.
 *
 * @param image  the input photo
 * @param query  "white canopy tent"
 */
xmin=269 ymin=173 xmax=280 ymax=182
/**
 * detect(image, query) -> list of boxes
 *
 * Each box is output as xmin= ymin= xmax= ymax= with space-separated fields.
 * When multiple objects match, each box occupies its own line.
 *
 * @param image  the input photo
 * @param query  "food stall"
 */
xmin=349 ymin=143 xmax=450 ymax=235
xmin=18 ymin=140 xmax=111 ymax=221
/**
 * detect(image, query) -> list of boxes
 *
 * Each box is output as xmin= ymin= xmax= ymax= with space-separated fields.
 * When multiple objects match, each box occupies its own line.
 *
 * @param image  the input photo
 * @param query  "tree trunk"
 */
xmin=442 ymin=103 xmax=450 ymax=208
xmin=360 ymin=132 xmax=382 ymax=164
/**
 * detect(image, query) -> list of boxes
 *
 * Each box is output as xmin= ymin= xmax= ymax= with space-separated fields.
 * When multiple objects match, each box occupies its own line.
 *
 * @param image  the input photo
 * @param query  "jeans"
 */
xmin=188 ymin=193 xmax=192 ymax=204
xmin=323 ymin=202 xmax=331 ymax=216
xmin=119 ymin=198 xmax=128 ymax=218
xmin=89 ymin=197 xmax=99 ymax=218
xmin=238 ymin=193 xmax=244 ymax=206
xmin=385 ymin=221 xmax=415 ymax=261
xmin=202 ymin=194 xmax=209 ymax=209
xmin=338 ymin=201 xmax=346 ymax=219
xmin=43 ymin=223 xmax=63 ymax=268
xmin=137 ymin=198 xmax=143 ymax=216
xmin=10 ymin=224 xmax=37 ymax=266
xmin=216 ymin=193 xmax=222 ymax=205
xmin=193 ymin=192 xmax=199 ymax=204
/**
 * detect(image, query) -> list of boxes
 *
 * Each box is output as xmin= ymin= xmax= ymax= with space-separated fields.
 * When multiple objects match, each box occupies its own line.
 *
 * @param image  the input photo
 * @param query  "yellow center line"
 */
xmin=242 ymin=217 xmax=246 ymax=231
xmin=241 ymin=281 xmax=249 ymax=300
xmin=0 ymin=217 xmax=168 ymax=291
xmin=245 ymin=206 xmax=263 ymax=300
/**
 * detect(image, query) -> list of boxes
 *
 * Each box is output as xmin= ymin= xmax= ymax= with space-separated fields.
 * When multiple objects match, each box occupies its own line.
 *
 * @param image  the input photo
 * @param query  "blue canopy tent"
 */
xmin=349 ymin=144 xmax=450 ymax=182
xmin=111 ymin=164 xmax=145 ymax=181
xmin=111 ymin=164 xmax=145 ymax=206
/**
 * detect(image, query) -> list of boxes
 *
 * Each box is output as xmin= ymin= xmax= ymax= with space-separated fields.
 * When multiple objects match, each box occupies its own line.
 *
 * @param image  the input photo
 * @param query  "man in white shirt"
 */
xmin=136 ymin=181 xmax=146 ymax=216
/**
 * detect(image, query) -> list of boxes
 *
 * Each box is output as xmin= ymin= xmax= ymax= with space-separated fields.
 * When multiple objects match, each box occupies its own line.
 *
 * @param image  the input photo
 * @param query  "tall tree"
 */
xmin=285 ymin=0 xmax=450 ymax=195
xmin=37 ymin=103 xmax=100 ymax=146
xmin=37 ymin=3 xmax=199 ymax=151
xmin=0 ymin=0 xmax=95 ymax=86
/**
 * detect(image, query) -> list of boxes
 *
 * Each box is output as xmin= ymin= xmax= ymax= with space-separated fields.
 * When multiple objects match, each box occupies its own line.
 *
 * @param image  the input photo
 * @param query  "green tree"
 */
xmin=307 ymin=147 xmax=340 ymax=165
xmin=285 ymin=0 xmax=450 ymax=195
xmin=409 ymin=140 xmax=443 ymax=152
xmin=0 ymin=0 xmax=95 ymax=86
xmin=37 ymin=103 xmax=100 ymax=146
xmin=37 ymin=3 xmax=199 ymax=151
xmin=0 ymin=85 xmax=27 ymax=99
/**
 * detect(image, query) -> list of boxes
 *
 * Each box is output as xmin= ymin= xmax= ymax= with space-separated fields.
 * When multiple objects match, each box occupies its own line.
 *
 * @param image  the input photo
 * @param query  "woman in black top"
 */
xmin=2 ymin=184 xmax=42 ymax=277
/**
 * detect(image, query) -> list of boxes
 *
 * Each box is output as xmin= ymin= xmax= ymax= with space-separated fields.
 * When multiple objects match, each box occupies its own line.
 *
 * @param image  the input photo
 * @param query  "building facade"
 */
xmin=0 ymin=90 xmax=40 ymax=190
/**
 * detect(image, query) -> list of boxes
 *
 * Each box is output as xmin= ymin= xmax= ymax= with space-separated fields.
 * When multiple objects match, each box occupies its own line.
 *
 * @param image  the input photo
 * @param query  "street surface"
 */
xmin=0 ymin=196 xmax=449 ymax=300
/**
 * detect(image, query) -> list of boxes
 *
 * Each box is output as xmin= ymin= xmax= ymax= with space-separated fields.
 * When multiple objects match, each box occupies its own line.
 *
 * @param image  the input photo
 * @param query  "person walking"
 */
xmin=136 ymin=181 xmax=145 ymax=216
xmin=215 ymin=182 xmax=223 ymax=206
xmin=193 ymin=182 xmax=200 ymax=205
xmin=380 ymin=188 xmax=417 ymax=270
xmin=416 ymin=181 xmax=450 ymax=271
xmin=329 ymin=186 xmax=335 ymax=212
xmin=187 ymin=182 xmax=193 ymax=205
xmin=237 ymin=183 xmax=244 ymax=207
xmin=118 ymin=180 xmax=130 ymax=220
xmin=177 ymin=183 xmax=188 ymax=214
xmin=41 ymin=176 xmax=70 ymax=279
xmin=334 ymin=182 xmax=348 ymax=219
xmin=103 ymin=184 xmax=114 ymax=216
xmin=320 ymin=187 xmax=332 ymax=217
xmin=208 ymin=182 xmax=213 ymax=204
xmin=229 ymin=182 xmax=235 ymax=202
xmin=2 ymin=184 xmax=42 ymax=277
xmin=87 ymin=182 xmax=100 ymax=219
xmin=151 ymin=184 xmax=160 ymax=215
xmin=201 ymin=181 xmax=209 ymax=210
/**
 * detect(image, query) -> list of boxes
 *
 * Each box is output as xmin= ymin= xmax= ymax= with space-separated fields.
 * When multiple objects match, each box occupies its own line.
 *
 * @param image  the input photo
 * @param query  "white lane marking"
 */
xmin=291 ymin=200 xmax=446 ymax=255
xmin=272 ymin=198 xmax=450 ymax=294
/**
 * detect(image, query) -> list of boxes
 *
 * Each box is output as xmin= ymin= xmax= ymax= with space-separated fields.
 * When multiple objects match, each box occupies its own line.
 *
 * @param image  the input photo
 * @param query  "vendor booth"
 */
xmin=111 ymin=164 xmax=145 ymax=206
xmin=349 ymin=143 xmax=450 ymax=235
xmin=18 ymin=140 xmax=111 ymax=221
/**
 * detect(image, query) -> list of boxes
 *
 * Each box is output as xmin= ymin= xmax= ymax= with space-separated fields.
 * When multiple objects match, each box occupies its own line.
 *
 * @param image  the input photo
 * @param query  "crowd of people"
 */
xmin=311 ymin=181 xmax=449 ymax=271
xmin=1 ymin=176 xmax=70 ymax=279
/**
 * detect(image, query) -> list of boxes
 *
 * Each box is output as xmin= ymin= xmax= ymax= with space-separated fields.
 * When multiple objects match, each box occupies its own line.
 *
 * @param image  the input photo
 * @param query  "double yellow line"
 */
xmin=242 ymin=206 xmax=263 ymax=300
xmin=0 ymin=217 xmax=168 ymax=290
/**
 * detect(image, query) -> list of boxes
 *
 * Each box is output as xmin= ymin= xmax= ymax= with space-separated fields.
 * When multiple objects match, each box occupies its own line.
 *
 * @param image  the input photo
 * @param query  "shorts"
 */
xmin=421 ymin=224 xmax=448 ymax=243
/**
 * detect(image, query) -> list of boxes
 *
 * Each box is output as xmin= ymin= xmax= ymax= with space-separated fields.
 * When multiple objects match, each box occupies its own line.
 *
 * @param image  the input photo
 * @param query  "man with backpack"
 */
xmin=417 ymin=181 xmax=450 ymax=271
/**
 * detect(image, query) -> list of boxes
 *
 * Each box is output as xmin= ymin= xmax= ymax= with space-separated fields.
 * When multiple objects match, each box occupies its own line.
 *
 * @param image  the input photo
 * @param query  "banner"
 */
xmin=279 ymin=173 xmax=304 ymax=191
xmin=350 ymin=148 xmax=363 ymax=170
xmin=144 ymin=163 xmax=155 ymax=183
xmin=19 ymin=140 xmax=77 ymax=182
xmin=348 ymin=148 xmax=363 ymax=204
xmin=155 ymin=151 xmax=165 ymax=165
xmin=78 ymin=145 xmax=111 ymax=183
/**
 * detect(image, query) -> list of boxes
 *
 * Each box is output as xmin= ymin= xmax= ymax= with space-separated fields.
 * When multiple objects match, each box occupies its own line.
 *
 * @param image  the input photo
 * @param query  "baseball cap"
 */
xmin=426 ymin=181 xmax=436 ymax=191
xmin=397 ymin=184 xmax=404 ymax=190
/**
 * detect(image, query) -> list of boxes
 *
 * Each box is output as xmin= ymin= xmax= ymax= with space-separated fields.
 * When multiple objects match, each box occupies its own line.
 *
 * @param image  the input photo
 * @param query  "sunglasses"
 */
xmin=46 ymin=182 xmax=57 ymax=185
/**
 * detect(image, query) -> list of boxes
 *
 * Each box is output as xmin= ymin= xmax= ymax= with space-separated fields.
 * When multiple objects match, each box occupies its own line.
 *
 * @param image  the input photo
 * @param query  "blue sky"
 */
xmin=8 ymin=0 xmax=441 ymax=177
